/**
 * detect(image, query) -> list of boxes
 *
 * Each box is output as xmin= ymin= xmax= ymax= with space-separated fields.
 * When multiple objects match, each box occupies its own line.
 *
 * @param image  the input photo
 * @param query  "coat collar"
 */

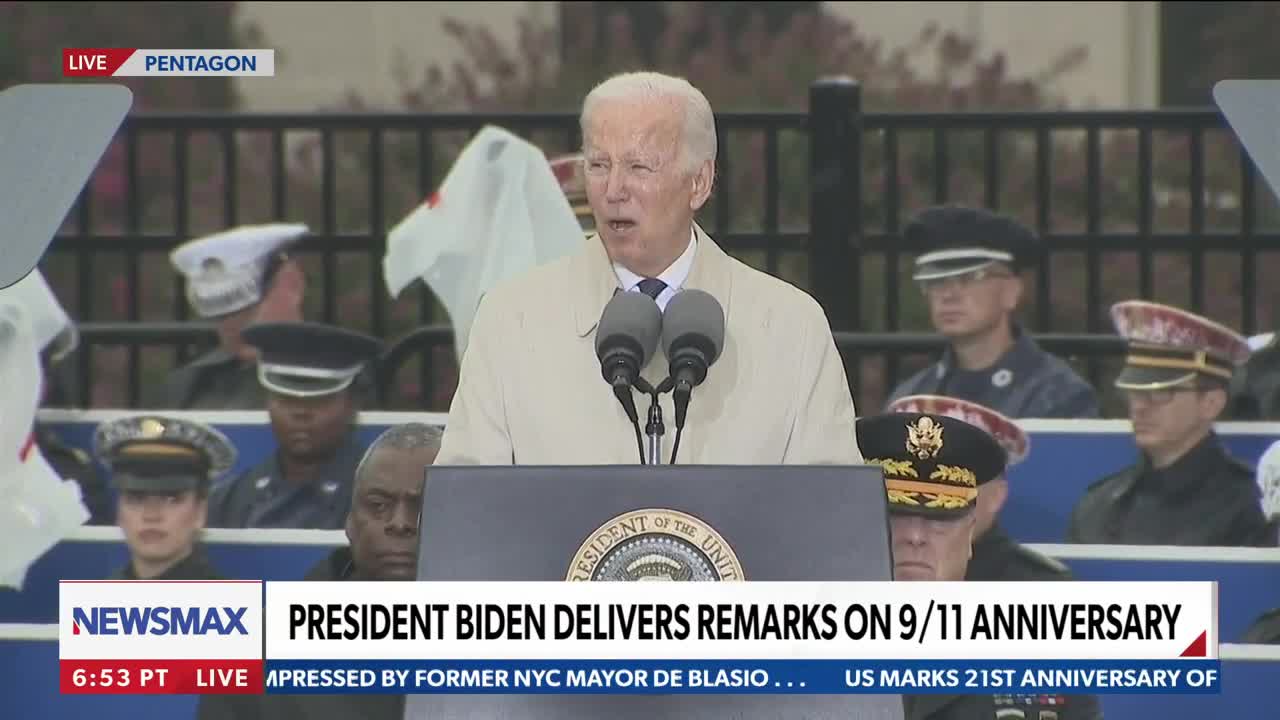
xmin=572 ymin=222 xmax=734 ymax=337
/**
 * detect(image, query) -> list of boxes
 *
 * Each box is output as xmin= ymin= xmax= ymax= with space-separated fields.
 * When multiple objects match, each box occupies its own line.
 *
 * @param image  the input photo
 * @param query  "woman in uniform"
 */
xmin=94 ymin=415 xmax=237 ymax=580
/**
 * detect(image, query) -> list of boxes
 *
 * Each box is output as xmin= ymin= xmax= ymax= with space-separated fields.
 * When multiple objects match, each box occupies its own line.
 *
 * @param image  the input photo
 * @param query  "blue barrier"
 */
xmin=3 ymin=636 xmax=1274 ymax=720
xmin=36 ymin=411 xmax=1280 ymax=544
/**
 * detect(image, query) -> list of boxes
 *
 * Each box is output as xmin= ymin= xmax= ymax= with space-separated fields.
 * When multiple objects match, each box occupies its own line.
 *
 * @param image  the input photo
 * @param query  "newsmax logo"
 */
xmin=71 ymin=606 xmax=249 ymax=636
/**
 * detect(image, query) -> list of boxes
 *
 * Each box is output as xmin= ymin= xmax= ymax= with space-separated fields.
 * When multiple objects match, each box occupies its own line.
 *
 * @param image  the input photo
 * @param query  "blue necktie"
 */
xmin=637 ymin=278 xmax=667 ymax=300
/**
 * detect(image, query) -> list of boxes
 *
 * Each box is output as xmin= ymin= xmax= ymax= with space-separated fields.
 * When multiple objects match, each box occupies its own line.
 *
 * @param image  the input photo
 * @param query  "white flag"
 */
xmin=383 ymin=125 xmax=584 ymax=361
xmin=0 ymin=301 xmax=89 ymax=590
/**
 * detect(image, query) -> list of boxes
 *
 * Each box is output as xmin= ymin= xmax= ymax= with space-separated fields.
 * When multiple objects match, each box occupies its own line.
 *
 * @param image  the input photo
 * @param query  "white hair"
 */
xmin=580 ymin=71 xmax=717 ymax=175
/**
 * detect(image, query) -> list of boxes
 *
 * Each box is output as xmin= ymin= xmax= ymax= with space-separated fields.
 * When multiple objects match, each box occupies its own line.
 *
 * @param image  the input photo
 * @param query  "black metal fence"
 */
xmin=43 ymin=79 xmax=1280 ymax=414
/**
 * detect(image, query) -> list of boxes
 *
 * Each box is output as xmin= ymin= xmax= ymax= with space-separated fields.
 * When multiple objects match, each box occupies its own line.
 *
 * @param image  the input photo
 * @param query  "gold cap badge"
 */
xmin=906 ymin=416 xmax=944 ymax=459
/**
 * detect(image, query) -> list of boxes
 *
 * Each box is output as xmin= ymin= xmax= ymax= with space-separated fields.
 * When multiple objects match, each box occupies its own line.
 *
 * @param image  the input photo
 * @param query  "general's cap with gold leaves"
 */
xmin=93 ymin=415 xmax=237 ymax=494
xmin=856 ymin=412 xmax=1008 ymax=518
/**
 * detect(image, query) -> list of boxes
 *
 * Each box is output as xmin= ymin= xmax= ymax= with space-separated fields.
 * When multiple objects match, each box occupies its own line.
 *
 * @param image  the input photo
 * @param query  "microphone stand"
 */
xmin=634 ymin=378 xmax=673 ymax=465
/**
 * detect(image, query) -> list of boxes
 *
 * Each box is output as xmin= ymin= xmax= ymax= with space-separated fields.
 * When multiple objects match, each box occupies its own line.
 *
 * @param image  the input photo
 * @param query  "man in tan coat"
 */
xmin=437 ymin=72 xmax=861 ymax=466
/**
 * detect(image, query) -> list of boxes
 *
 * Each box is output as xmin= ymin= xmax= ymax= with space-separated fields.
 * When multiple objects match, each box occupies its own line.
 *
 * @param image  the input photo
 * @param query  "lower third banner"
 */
xmin=264 ymin=660 xmax=1222 ymax=695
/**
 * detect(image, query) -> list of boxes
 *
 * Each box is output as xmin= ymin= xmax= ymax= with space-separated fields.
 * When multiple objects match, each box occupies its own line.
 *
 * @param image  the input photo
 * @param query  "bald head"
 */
xmin=346 ymin=423 xmax=442 ymax=580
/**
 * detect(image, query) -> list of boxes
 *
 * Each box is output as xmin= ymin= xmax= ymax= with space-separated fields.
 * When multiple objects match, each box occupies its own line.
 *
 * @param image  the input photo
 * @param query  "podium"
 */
xmin=406 ymin=464 xmax=905 ymax=720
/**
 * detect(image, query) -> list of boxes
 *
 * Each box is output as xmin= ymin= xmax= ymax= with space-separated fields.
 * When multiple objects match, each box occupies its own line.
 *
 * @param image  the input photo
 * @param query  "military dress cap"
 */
xmin=549 ymin=153 xmax=594 ymax=233
xmin=888 ymin=395 xmax=1029 ymax=465
xmin=93 ymin=415 xmax=236 ymax=493
xmin=170 ymin=223 xmax=309 ymax=319
xmin=1110 ymin=300 xmax=1251 ymax=390
xmin=241 ymin=321 xmax=382 ymax=398
xmin=856 ymin=412 xmax=1008 ymax=518
xmin=906 ymin=205 xmax=1041 ymax=281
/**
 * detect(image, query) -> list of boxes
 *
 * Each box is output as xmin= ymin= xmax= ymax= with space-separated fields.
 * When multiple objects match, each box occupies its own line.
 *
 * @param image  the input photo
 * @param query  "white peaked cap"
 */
xmin=0 ymin=301 xmax=89 ymax=589
xmin=171 ymin=223 xmax=309 ymax=318
xmin=0 ymin=269 xmax=76 ymax=360
xmin=383 ymin=125 xmax=583 ymax=360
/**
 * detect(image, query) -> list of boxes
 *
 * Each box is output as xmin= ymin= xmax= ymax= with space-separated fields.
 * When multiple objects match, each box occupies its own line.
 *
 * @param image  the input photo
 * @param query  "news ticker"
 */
xmin=59 ymin=580 xmax=1219 ymax=696
xmin=62 ymin=49 xmax=274 ymax=77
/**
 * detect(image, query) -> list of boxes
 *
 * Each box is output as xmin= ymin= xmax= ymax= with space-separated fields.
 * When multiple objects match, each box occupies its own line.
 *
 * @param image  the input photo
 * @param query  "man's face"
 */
xmin=117 ymin=489 xmax=207 ymax=566
xmin=346 ymin=447 xmax=437 ymax=580
xmin=268 ymin=390 xmax=355 ymax=463
xmin=920 ymin=266 xmax=1021 ymax=340
xmin=1125 ymin=385 xmax=1222 ymax=460
xmin=583 ymin=97 xmax=712 ymax=276
xmin=890 ymin=511 xmax=976 ymax=581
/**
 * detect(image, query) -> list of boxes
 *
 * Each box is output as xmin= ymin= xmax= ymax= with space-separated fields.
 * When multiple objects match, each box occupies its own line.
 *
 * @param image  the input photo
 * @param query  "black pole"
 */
xmin=808 ymin=77 xmax=860 ymax=331
xmin=808 ymin=77 xmax=862 ymax=390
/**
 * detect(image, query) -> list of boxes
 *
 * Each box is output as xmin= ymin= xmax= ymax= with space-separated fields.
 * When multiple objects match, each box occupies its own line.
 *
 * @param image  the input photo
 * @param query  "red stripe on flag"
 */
xmin=63 ymin=48 xmax=136 ymax=77
xmin=19 ymin=433 xmax=35 ymax=462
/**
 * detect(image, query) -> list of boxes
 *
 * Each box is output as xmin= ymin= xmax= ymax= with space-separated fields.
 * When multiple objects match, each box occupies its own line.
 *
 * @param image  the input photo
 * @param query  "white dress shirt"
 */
xmin=611 ymin=228 xmax=697 ymax=311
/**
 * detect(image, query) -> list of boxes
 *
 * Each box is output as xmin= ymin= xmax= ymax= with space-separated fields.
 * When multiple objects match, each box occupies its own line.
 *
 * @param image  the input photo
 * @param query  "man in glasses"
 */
xmin=886 ymin=205 xmax=1099 ymax=419
xmin=1067 ymin=300 xmax=1270 ymax=546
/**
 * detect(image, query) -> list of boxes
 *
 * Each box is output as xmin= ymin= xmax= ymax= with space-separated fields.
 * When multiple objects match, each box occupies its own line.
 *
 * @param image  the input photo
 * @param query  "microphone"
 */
xmin=661 ymin=289 xmax=725 ymax=463
xmin=595 ymin=291 xmax=662 ymax=463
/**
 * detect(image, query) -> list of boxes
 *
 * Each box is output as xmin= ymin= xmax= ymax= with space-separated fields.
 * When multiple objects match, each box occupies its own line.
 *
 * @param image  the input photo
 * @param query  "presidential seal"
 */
xmin=567 ymin=508 xmax=745 ymax=582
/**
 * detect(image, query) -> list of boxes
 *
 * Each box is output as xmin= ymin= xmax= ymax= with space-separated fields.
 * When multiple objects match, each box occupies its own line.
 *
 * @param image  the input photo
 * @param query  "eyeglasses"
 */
xmin=917 ymin=267 xmax=1012 ymax=295
xmin=1123 ymin=387 xmax=1205 ymax=406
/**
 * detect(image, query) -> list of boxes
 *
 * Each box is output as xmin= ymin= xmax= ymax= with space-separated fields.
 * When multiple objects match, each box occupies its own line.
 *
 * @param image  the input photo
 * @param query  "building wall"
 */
xmin=234 ymin=1 xmax=1160 ymax=112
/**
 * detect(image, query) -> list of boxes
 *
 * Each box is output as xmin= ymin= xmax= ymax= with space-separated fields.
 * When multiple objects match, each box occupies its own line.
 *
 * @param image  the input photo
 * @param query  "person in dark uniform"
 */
xmin=92 ymin=415 xmax=236 ymax=580
xmin=151 ymin=223 xmax=309 ymax=410
xmin=886 ymin=205 xmax=1099 ymax=419
xmin=1067 ymin=300 xmax=1270 ymax=546
xmin=1244 ymin=608 xmax=1280 ymax=643
xmin=857 ymin=412 xmax=1102 ymax=720
xmin=1227 ymin=331 xmax=1280 ymax=419
xmin=889 ymin=394 xmax=1071 ymax=582
xmin=214 ymin=422 xmax=441 ymax=720
xmin=206 ymin=321 xmax=381 ymax=530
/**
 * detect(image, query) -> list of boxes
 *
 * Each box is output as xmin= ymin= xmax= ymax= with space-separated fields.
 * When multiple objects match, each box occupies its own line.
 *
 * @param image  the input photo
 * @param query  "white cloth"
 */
xmin=0 ymin=302 xmax=88 ymax=589
xmin=0 ymin=269 xmax=75 ymax=355
xmin=612 ymin=228 xmax=697 ymax=312
xmin=383 ymin=125 xmax=583 ymax=361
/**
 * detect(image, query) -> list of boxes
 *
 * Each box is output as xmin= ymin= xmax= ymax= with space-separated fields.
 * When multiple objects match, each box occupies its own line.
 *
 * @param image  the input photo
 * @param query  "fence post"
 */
xmin=808 ymin=77 xmax=861 ymax=334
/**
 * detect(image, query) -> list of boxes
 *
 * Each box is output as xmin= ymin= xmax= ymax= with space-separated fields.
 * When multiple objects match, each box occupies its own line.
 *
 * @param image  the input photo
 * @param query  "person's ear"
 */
xmin=1001 ymin=273 xmax=1024 ymax=312
xmin=689 ymin=159 xmax=715 ymax=212
xmin=1200 ymin=386 xmax=1228 ymax=421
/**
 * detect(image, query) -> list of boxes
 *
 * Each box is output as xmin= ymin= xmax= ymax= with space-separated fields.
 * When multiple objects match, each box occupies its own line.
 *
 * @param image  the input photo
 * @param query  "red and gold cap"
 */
xmin=887 ymin=395 xmax=1029 ymax=466
xmin=1110 ymin=300 xmax=1250 ymax=390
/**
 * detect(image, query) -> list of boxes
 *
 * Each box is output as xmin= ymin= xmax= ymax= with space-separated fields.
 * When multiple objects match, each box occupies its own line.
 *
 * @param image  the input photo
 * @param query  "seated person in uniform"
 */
xmin=1067 ymin=300 xmax=1270 ymax=546
xmin=203 ymin=423 xmax=441 ymax=720
xmin=857 ymin=411 xmax=1102 ymax=720
xmin=1227 ymin=331 xmax=1280 ymax=419
xmin=1244 ymin=607 xmax=1280 ymax=644
xmin=92 ymin=415 xmax=237 ymax=580
xmin=886 ymin=205 xmax=1098 ymax=419
xmin=889 ymin=395 xmax=1071 ymax=582
xmin=151 ymin=223 xmax=309 ymax=410
xmin=206 ymin=321 xmax=382 ymax=530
